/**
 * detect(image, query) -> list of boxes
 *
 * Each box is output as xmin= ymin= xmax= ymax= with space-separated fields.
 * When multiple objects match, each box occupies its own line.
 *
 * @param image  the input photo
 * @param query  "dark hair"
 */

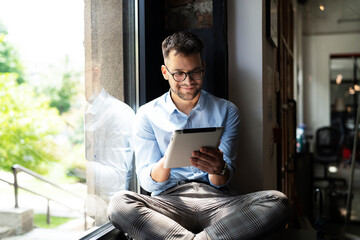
xmin=162 ymin=31 xmax=203 ymax=59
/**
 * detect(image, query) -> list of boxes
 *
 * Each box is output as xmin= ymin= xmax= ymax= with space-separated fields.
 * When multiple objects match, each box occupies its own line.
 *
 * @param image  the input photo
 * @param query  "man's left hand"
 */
xmin=190 ymin=147 xmax=225 ymax=175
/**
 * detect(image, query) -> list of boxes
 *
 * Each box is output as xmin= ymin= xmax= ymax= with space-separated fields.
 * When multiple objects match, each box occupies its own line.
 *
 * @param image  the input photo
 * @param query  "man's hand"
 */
xmin=190 ymin=147 xmax=229 ymax=185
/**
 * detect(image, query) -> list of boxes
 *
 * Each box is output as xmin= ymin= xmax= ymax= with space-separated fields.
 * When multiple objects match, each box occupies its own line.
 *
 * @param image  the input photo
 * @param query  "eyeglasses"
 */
xmin=165 ymin=66 xmax=204 ymax=82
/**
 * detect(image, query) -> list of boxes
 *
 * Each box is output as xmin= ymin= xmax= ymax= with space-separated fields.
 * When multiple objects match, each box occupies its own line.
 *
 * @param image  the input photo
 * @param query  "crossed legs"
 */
xmin=108 ymin=183 xmax=289 ymax=240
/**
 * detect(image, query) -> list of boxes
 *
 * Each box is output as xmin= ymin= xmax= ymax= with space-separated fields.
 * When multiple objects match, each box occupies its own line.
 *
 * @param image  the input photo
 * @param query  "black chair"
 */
xmin=313 ymin=126 xmax=346 ymax=188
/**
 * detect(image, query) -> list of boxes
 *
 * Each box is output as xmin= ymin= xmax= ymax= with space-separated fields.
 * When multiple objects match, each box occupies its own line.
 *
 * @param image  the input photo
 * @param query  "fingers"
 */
xmin=196 ymin=147 xmax=223 ymax=162
xmin=190 ymin=157 xmax=212 ymax=173
xmin=190 ymin=156 xmax=224 ymax=174
xmin=192 ymin=150 xmax=214 ymax=162
xmin=190 ymin=147 xmax=224 ymax=174
xmin=190 ymin=154 xmax=213 ymax=167
xmin=199 ymin=147 xmax=219 ymax=157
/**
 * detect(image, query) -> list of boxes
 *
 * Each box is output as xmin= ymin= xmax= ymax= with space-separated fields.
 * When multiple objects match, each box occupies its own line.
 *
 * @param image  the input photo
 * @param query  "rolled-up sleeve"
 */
xmin=134 ymin=106 xmax=169 ymax=193
xmin=209 ymin=101 xmax=240 ymax=187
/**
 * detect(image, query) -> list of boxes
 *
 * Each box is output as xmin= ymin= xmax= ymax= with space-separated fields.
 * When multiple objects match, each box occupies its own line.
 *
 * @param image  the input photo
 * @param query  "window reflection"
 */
xmin=83 ymin=0 xmax=137 ymax=227
xmin=85 ymin=67 xmax=135 ymax=225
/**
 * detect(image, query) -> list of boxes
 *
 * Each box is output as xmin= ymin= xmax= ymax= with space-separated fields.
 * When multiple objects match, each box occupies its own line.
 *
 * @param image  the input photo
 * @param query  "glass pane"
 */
xmin=330 ymin=58 xmax=354 ymax=81
xmin=331 ymin=83 xmax=353 ymax=107
xmin=0 ymin=0 xmax=87 ymax=236
xmin=84 ymin=0 xmax=137 ymax=227
xmin=330 ymin=56 xmax=360 ymax=147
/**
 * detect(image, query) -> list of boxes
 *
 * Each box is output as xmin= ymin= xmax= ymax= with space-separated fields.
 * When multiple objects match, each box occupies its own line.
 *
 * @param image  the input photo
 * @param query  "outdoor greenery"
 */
xmin=44 ymin=60 xmax=81 ymax=115
xmin=0 ymin=23 xmax=25 ymax=84
xmin=34 ymin=214 xmax=74 ymax=229
xmin=0 ymin=73 xmax=64 ymax=174
xmin=0 ymin=22 xmax=84 ymax=176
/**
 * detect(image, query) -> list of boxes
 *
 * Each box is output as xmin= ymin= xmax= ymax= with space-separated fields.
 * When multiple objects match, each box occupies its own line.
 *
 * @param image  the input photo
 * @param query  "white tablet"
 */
xmin=164 ymin=127 xmax=224 ymax=168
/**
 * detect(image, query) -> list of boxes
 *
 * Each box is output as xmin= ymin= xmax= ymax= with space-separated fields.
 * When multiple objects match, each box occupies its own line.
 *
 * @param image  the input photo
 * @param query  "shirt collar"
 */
xmin=165 ymin=90 xmax=178 ymax=114
xmin=86 ymin=88 xmax=107 ymax=114
xmin=164 ymin=89 xmax=207 ymax=115
xmin=196 ymin=90 xmax=206 ymax=111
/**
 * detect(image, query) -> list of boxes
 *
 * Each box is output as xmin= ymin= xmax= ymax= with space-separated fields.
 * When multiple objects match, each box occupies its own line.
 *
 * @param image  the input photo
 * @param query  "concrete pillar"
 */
xmin=84 ymin=0 xmax=124 ymax=226
xmin=84 ymin=0 xmax=124 ymax=101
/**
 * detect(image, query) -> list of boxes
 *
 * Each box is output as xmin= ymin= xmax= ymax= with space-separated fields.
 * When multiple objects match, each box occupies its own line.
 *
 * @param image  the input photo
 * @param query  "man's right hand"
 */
xmin=150 ymin=156 xmax=171 ymax=182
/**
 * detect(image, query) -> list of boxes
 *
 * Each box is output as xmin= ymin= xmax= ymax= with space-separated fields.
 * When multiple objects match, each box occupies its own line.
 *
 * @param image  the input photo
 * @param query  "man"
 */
xmin=108 ymin=31 xmax=289 ymax=240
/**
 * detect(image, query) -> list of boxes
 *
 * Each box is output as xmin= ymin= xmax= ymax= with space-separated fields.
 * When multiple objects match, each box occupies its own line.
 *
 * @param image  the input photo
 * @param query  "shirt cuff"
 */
xmin=208 ymin=161 xmax=233 ymax=188
xmin=140 ymin=165 xmax=170 ymax=193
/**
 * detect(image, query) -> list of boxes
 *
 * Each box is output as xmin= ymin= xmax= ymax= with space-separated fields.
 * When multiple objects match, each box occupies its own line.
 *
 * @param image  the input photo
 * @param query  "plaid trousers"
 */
xmin=108 ymin=182 xmax=289 ymax=240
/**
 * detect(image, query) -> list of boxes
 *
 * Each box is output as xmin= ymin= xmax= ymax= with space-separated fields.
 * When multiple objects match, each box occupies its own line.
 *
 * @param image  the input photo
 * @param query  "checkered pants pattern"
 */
xmin=108 ymin=182 xmax=289 ymax=240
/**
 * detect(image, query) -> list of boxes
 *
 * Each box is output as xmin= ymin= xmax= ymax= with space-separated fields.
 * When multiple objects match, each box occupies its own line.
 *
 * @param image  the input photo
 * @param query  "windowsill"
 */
xmin=79 ymin=222 xmax=126 ymax=240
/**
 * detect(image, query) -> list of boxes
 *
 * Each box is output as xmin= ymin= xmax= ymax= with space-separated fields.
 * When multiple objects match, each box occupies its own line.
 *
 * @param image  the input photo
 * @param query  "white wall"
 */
xmin=228 ymin=0 xmax=264 ymax=193
xmin=303 ymin=33 xmax=360 ymax=138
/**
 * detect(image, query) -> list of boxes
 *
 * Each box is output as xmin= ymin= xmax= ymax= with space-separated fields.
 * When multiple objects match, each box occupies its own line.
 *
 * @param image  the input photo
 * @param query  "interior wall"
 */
xmin=303 ymin=33 xmax=360 ymax=140
xmin=228 ymin=0 xmax=264 ymax=194
xmin=294 ymin=3 xmax=304 ymax=125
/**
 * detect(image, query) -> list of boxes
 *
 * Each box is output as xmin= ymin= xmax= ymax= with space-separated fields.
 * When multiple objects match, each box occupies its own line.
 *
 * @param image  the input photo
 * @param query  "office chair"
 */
xmin=313 ymin=126 xmax=346 ymax=188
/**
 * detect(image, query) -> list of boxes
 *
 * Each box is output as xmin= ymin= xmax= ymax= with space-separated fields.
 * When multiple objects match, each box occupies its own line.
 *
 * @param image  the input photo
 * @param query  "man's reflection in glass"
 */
xmin=85 ymin=66 xmax=135 ymax=225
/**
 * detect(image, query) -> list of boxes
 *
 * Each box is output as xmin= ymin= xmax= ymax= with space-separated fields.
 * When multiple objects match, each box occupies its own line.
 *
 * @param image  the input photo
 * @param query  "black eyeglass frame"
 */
xmin=165 ymin=65 xmax=204 ymax=82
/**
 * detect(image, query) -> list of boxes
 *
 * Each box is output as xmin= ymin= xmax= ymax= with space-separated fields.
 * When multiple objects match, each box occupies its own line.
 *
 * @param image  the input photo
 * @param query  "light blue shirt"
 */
xmin=134 ymin=90 xmax=240 ymax=195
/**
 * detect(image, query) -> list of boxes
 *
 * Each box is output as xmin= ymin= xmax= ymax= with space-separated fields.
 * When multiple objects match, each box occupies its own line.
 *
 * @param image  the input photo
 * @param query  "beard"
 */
xmin=170 ymin=83 xmax=201 ymax=101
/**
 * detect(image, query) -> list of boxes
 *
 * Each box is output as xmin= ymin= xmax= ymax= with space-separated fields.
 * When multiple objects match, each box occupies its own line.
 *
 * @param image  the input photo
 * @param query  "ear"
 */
xmin=161 ymin=65 xmax=168 ymax=80
xmin=202 ymin=61 xmax=206 ymax=71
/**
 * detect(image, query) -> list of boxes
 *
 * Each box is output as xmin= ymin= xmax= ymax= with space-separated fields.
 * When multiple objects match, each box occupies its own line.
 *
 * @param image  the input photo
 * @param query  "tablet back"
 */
xmin=164 ymin=127 xmax=224 ymax=168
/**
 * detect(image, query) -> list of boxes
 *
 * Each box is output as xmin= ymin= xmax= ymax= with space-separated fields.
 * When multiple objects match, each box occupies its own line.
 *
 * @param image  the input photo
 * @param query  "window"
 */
xmin=0 ymin=0 xmax=88 ymax=235
xmin=84 ymin=0 xmax=138 ymax=227
xmin=0 ymin=0 xmax=139 ymax=235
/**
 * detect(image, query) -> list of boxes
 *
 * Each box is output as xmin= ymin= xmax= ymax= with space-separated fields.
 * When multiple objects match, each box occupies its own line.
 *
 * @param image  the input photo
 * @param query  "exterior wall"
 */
xmin=84 ymin=0 xmax=124 ymax=101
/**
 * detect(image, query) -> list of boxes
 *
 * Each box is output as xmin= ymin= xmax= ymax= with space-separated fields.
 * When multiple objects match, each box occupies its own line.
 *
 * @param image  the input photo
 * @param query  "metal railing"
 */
xmin=0 ymin=164 xmax=87 ymax=230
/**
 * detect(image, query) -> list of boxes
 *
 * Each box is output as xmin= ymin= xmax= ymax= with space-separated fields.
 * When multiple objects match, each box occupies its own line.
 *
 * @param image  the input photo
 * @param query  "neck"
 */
xmin=171 ymin=90 xmax=200 ymax=115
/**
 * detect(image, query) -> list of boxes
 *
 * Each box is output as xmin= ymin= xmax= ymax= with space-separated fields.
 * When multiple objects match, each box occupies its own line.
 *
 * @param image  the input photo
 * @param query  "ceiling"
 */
xmin=302 ymin=0 xmax=360 ymax=35
xmin=301 ymin=0 xmax=360 ymax=77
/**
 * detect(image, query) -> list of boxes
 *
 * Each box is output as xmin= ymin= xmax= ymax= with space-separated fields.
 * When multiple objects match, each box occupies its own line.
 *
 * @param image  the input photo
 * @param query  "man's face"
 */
xmin=162 ymin=51 xmax=204 ymax=102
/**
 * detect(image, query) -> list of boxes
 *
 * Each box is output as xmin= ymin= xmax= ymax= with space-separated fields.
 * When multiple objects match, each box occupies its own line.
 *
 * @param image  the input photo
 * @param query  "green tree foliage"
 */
xmin=45 ymin=71 xmax=79 ymax=115
xmin=0 ymin=21 xmax=83 ymax=176
xmin=0 ymin=23 xmax=25 ymax=84
xmin=0 ymin=73 xmax=64 ymax=173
